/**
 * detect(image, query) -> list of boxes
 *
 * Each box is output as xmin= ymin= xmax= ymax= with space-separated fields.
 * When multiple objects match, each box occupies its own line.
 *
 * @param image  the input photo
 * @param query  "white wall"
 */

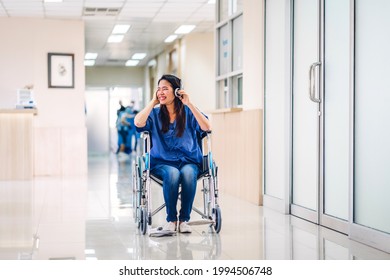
xmin=181 ymin=32 xmax=215 ymax=112
xmin=0 ymin=17 xmax=87 ymax=176
xmin=243 ymin=0 xmax=264 ymax=110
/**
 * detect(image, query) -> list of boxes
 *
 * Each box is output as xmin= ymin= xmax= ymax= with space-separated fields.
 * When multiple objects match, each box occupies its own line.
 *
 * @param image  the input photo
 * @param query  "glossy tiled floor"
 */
xmin=0 ymin=154 xmax=389 ymax=260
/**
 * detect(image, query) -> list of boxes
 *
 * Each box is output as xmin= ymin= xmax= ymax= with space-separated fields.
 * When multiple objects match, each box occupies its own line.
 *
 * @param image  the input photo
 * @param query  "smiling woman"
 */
xmin=134 ymin=74 xmax=211 ymax=233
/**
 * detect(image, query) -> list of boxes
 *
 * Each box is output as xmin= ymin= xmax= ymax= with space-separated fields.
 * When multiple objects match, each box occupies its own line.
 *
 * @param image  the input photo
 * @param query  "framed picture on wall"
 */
xmin=48 ymin=53 xmax=74 ymax=88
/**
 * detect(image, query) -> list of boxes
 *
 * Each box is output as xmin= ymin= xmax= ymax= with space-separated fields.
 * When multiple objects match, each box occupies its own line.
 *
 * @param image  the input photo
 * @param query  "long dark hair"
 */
xmin=158 ymin=74 xmax=186 ymax=137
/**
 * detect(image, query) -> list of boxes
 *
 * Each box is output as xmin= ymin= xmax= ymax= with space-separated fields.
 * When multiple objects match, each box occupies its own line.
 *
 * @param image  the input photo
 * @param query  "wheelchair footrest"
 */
xmin=187 ymin=220 xmax=214 ymax=226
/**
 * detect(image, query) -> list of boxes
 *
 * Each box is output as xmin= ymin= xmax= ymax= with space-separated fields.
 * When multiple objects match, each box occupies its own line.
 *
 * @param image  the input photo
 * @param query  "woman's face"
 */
xmin=156 ymin=79 xmax=175 ymax=105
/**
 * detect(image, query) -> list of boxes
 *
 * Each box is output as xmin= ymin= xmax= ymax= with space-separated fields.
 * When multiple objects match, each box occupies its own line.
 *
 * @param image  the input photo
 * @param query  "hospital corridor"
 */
xmin=1 ymin=0 xmax=390 ymax=264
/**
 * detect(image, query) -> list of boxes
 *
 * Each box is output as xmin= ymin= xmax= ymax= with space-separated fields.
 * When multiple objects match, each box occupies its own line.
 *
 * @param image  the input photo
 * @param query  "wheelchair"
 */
xmin=132 ymin=130 xmax=221 ymax=235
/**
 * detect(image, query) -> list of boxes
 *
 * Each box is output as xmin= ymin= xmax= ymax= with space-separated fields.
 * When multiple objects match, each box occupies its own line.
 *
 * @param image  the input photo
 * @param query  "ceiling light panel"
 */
xmin=164 ymin=35 xmax=177 ymax=43
xmin=131 ymin=53 xmax=147 ymax=60
xmin=174 ymin=25 xmax=196 ymax=34
xmin=84 ymin=60 xmax=95 ymax=66
xmin=85 ymin=53 xmax=98 ymax=59
xmin=112 ymin=24 xmax=130 ymax=34
xmin=107 ymin=34 xmax=124 ymax=43
xmin=125 ymin=60 xmax=139 ymax=66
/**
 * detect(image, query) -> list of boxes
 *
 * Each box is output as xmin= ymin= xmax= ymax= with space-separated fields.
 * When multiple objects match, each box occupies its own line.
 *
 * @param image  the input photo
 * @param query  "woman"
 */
xmin=134 ymin=74 xmax=211 ymax=233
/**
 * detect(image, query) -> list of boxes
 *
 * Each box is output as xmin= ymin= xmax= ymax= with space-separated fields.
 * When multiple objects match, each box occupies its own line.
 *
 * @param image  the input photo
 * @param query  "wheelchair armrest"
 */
xmin=199 ymin=130 xmax=212 ymax=156
xmin=141 ymin=131 xmax=151 ymax=153
xmin=200 ymin=130 xmax=212 ymax=139
xmin=141 ymin=131 xmax=149 ymax=139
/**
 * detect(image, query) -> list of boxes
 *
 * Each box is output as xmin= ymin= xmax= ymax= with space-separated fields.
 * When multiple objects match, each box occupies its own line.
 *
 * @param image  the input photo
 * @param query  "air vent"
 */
xmin=83 ymin=7 xmax=121 ymax=17
xmin=106 ymin=59 xmax=127 ymax=65
xmin=107 ymin=59 xmax=123 ymax=63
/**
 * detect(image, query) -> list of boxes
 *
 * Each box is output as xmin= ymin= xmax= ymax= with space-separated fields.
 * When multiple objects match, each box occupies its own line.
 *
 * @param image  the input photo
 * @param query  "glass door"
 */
xmin=291 ymin=0 xmax=321 ymax=223
xmin=292 ymin=0 xmax=350 ymax=231
xmin=321 ymin=0 xmax=350 ymax=232
xmin=352 ymin=0 xmax=390 ymax=253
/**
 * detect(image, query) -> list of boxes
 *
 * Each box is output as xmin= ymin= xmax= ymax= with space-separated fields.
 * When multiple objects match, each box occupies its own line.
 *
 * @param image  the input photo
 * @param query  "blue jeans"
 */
xmin=151 ymin=163 xmax=199 ymax=222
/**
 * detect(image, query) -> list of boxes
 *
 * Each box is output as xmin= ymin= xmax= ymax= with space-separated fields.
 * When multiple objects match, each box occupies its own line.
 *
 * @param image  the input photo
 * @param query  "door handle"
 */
xmin=309 ymin=62 xmax=321 ymax=103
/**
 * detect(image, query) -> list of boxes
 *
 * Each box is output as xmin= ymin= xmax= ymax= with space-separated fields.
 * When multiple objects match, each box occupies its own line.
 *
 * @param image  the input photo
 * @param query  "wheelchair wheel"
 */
xmin=140 ymin=207 xmax=147 ymax=235
xmin=212 ymin=206 xmax=222 ymax=233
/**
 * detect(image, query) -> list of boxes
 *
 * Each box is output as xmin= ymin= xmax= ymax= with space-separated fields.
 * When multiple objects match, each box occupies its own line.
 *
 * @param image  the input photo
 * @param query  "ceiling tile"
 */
xmin=84 ymin=1 xmax=125 ymax=8
xmin=1 ymin=0 xmax=41 ymax=3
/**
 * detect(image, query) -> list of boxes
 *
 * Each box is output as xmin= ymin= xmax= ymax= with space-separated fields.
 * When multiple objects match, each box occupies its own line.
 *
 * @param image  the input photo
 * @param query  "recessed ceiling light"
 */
xmin=174 ymin=25 xmax=196 ymax=34
xmin=148 ymin=59 xmax=157 ymax=67
xmin=125 ymin=60 xmax=139 ymax=66
xmin=107 ymin=35 xmax=124 ymax=43
xmin=84 ymin=60 xmax=95 ymax=66
xmin=131 ymin=53 xmax=147 ymax=60
xmin=164 ymin=35 xmax=178 ymax=43
xmin=85 ymin=53 xmax=98 ymax=59
xmin=112 ymin=24 xmax=130 ymax=34
xmin=44 ymin=0 xmax=63 ymax=2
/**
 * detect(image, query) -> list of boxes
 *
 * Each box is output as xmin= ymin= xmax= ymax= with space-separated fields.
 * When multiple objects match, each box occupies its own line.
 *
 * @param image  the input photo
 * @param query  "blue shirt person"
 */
xmin=135 ymin=74 xmax=212 ymax=233
xmin=121 ymin=105 xmax=136 ymax=153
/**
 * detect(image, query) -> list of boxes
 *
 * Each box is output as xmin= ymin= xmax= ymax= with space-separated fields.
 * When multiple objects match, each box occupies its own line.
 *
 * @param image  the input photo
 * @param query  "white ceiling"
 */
xmin=0 ymin=0 xmax=216 ymax=66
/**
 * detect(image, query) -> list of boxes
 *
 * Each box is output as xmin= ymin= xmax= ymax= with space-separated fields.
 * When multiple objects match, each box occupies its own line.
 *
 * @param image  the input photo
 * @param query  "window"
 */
xmin=216 ymin=0 xmax=243 ymax=108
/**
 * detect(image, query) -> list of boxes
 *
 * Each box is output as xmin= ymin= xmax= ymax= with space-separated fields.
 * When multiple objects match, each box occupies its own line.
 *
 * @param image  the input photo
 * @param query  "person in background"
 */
xmin=134 ymin=74 xmax=211 ymax=233
xmin=132 ymin=109 xmax=140 ymax=154
xmin=116 ymin=100 xmax=126 ymax=154
xmin=121 ymin=102 xmax=136 ymax=154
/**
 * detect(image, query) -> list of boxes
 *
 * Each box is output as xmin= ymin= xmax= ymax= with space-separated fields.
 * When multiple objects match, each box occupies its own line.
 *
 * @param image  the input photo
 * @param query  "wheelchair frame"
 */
xmin=132 ymin=131 xmax=222 ymax=235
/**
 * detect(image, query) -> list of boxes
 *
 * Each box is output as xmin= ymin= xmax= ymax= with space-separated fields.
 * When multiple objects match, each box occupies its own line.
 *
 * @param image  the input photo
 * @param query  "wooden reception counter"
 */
xmin=0 ymin=109 xmax=37 ymax=180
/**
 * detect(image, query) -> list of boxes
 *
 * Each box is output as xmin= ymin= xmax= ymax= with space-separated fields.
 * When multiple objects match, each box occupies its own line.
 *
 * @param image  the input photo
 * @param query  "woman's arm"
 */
xmin=134 ymin=93 xmax=159 ymax=128
xmin=178 ymin=89 xmax=212 ymax=131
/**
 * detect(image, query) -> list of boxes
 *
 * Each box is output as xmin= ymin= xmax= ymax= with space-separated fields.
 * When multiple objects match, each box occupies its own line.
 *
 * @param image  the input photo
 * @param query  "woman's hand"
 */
xmin=177 ymin=89 xmax=190 ymax=105
xmin=152 ymin=90 xmax=160 ymax=106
